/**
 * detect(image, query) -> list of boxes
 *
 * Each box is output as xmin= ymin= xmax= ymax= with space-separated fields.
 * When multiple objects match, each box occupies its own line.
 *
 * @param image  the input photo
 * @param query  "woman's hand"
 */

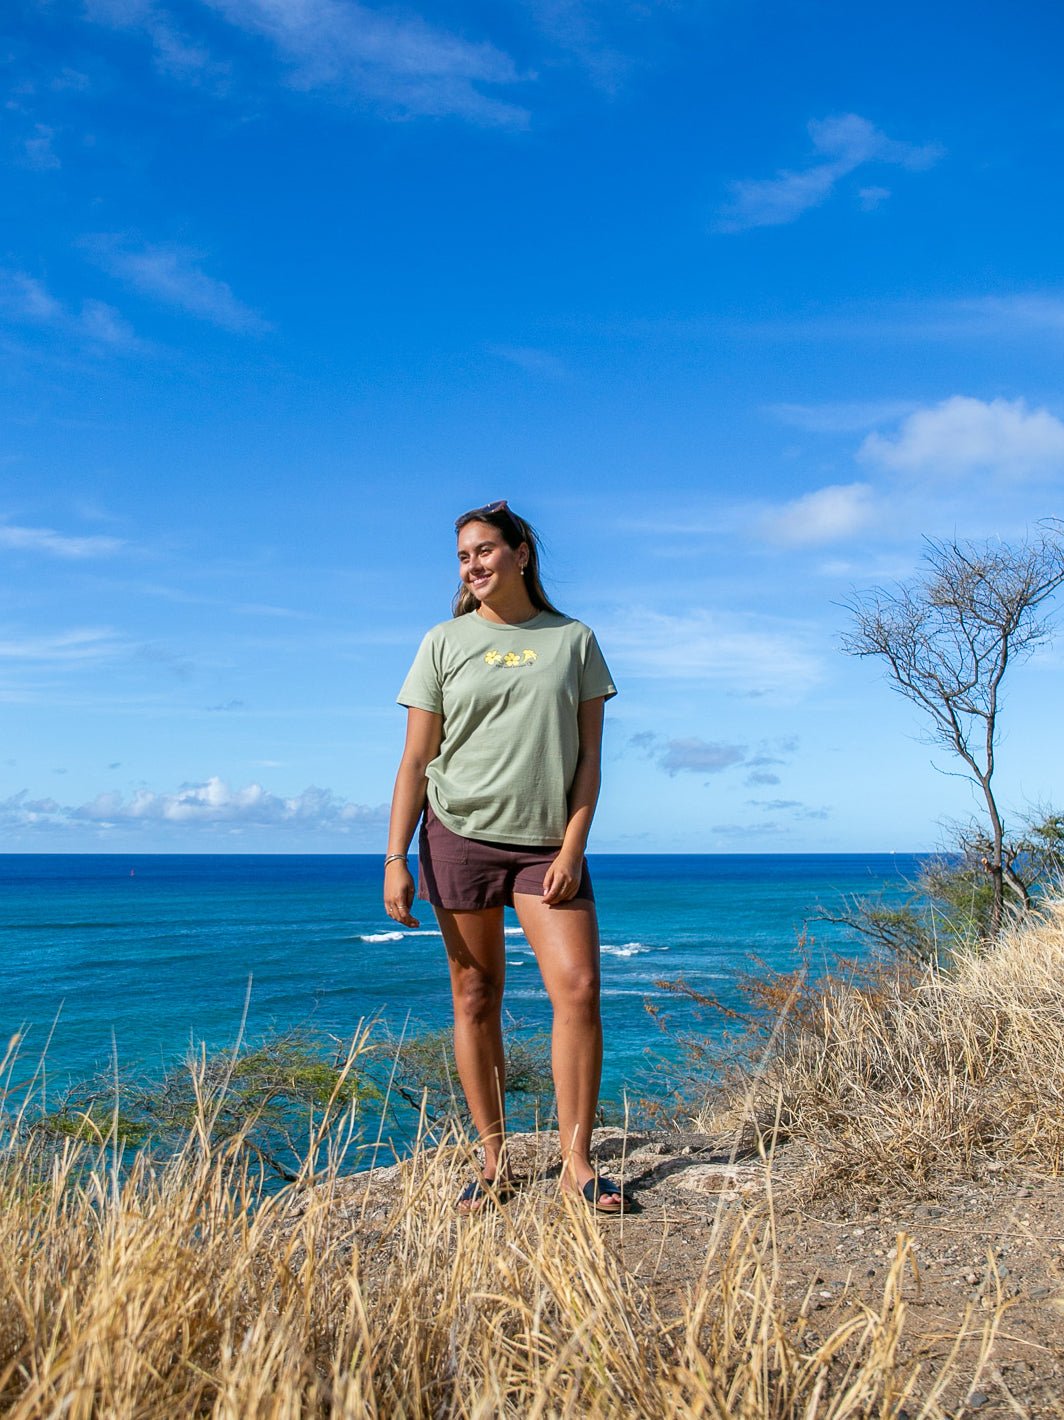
xmin=541 ymin=851 xmax=583 ymax=906
xmin=384 ymin=861 xmax=420 ymax=927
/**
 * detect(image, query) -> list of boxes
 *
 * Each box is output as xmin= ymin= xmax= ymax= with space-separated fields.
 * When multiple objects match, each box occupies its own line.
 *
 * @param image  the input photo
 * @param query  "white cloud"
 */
xmin=858 ymin=185 xmax=891 ymax=211
xmin=948 ymin=294 xmax=1064 ymax=334
xmin=0 ymin=269 xmax=136 ymax=349
xmin=88 ymin=241 xmax=270 ymax=333
xmin=770 ymin=400 xmax=918 ymax=433
xmin=488 ymin=344 xmax=569 ymax=378
xmin=657 ymin=738 xmax=747 ymax=777
xmin=84 ymin=0 xmax=223 ymax=79
xmin=717 ymin=113 xmax=942 ymax=233
xmin=203 ymin=0 xmax=527 ymax=125
xmin=860 ymin=396 xmax=1064 ymax=480
xmin=0 ymin=271 xmax=62 ymax=325
xmin=629 ymin=731 xmax=799 ymax=779
xmin=522 ymin=0 xmax=630 ymax=92
xmin=0 ymin=777 xmax=388 ymax=834
xmin=0 ymin=628 xmax=126 ymax=662
xmin=0 ymin=792 xmax=66 ymax=828
xmin=0 ymin=522 xmax=125 ymax=557
xmin=19 ymin=124 xmax=61 ymax=171
xmin=606 ymin=609 xmax=822 ymax=696
xmin=711 ymin=820 xmax=785 ymax=838
xmin=759 ymin=482 xmax=877 ymax=546
xmin=747 ymin=798 xmax=829 ymax=821
xmin=751 ymin=292 xmax=1064 ymax=345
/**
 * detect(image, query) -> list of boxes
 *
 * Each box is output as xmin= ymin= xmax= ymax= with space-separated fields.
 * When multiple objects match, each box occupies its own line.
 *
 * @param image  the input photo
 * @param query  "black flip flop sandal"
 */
xmin=456 ymin=1176 xmax=515 ymax=1212
xmin=581 ymin=1175 xmax=633 ymax=1213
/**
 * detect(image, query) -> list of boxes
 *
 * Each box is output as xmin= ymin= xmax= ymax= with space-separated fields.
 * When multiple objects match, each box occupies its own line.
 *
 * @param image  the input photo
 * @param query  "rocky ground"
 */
xmin=326 ymin=1129 xmax=1064 ymax=1418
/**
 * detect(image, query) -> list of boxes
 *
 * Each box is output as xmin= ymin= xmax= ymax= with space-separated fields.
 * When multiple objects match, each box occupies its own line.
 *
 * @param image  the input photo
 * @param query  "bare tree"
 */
xmin=842 ymin=525 xmax=1064 ymax=935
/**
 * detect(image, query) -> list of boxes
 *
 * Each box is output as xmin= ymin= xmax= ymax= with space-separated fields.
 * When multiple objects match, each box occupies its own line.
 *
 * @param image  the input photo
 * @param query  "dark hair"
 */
xmin=452 ymin=502 xmax=561 ymax=617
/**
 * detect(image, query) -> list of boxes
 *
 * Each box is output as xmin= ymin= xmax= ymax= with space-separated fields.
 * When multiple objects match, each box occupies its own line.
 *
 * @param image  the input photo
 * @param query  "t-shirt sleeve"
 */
xmin=397 ymin=629 xmax=444 ymax=713
xmin=579 ymin=629 xmax=618 ymax=702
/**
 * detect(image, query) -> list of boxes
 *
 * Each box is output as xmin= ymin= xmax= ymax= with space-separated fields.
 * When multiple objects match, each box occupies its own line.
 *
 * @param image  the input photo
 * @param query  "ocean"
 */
xmin=1 ymin=853 xmax=922 ymax=1149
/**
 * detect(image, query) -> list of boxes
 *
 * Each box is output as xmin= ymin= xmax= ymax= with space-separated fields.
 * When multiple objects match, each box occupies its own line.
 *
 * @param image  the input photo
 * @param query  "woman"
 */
xmin=383 ymin=500 xmax=626 ymax=1214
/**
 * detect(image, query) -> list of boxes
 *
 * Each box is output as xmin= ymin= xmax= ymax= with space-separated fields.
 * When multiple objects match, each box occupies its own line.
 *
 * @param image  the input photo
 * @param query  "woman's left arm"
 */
xmin=541 ymin=697 xmax=605 ymax=906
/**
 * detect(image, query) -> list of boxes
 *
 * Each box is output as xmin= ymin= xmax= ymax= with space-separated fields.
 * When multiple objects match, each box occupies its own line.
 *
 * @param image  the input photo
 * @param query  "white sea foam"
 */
xmin=360 ymin=927 xmax=530 ymax=946
xmin=358 ymin=928 xmax=446 ymax=942
xmin=601 ymin=941 xmax=652 ymax=958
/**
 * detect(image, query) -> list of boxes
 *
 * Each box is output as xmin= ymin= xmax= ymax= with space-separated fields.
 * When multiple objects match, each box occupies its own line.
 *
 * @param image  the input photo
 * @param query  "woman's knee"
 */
xmin=451 ymin=968 xmax=504 ymax=1025
xmin=550 ymin=968 xmax=601 ymax=1018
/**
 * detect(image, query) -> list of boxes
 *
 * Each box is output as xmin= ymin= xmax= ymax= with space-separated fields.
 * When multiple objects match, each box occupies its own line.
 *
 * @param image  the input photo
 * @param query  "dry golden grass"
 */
xmin=0 ymin=1043 xmax=994 ymax=1418
xmin=10 ymin=901 xmax=1059 ymax=1417
xmin=699 ymin=899 xmax=1064 ymax=1193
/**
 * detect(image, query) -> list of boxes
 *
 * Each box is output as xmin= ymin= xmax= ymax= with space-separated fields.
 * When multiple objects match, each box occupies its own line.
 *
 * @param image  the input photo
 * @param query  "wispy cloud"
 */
xmin=200 ymin=0 xmax=528 ymax=125
xmin=711 ymin=820 xmax=785 ymax=839
xmin=630 ymin=730 xmax=746 ymax=778
xmin=523 ymin=0 xmax=630 ymax=92
xmin=0 ymin=522 xmax=125 ymax=558
xmin=488 ymin=344 xmax=569 ymax=379
xmin=0 ymin=777 xmax=388 ymax=834
xmin=745 ymin=770 xmax=780 ymax=787
xmin=0 ymin=628 xmax=126 ymax=663
xmin=769 ymin=399 xmax=919 ymax=433
xmin=84 ymin=0 xmax=224 ymax=81
xmin=87 ymin=239 xmax=270 ymax=333
xmin=658 ymin=292 xmax=1064 ymax=348
xmin=657 ymin=737 xmax=747 ymax=777
xmin=607 ymin=608 xmax=822 ymax=696
xmin=716 ymin=114 xmax=942 ymax=233
xmin=860 ymin=396 xmax=1064 ymax=481
xmin=858 ymin=185 xmax=891 ymax=211
xmin=0 ymin=269 xmax=137 ymax=350
xmin=630 ymin=732 xmax=798 ymax=781
xmin=18 ymin=123 xmax=61 ymax=171
xmin=747 ymin=797 xmax=830 ymax=820
xmin=758 ymin=482 xmax=877 ymax=547
xmin=946 ymin=294 xmax=1064 ymax=335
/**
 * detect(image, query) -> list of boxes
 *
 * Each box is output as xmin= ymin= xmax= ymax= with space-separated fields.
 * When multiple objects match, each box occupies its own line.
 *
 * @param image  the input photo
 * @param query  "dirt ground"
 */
xmin=330 ymin=1128 xmax=1064 ymax=1418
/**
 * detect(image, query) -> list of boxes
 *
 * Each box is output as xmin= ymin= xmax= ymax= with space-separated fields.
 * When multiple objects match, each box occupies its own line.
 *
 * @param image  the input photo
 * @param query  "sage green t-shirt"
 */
xmin=397 ymin=611 xmax=617 ymax=846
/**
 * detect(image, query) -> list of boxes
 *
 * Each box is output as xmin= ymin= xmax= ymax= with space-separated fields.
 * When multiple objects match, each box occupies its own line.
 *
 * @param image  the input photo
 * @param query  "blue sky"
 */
xmin=3 ymin=0 xmax=1064 ymax=853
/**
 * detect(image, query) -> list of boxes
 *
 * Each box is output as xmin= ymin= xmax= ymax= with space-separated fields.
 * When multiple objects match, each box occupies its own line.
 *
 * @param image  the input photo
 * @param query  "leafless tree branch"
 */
xmin=841 ymin=524 xmax=1064 ymax=933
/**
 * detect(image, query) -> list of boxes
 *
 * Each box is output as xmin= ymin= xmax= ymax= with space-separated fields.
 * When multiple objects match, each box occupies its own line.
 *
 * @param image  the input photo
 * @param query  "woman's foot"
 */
xmin=578 ymin=1175 xmax=630 ymax=1213
xmin=456 ymin=1174 xmax=515 ymax=1214
xmin=562 ymin=1166 xmax=628 ymax=1214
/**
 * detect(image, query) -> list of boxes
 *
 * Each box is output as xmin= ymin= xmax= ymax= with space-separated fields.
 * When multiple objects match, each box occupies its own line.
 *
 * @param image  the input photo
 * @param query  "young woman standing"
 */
xmin=383 ymin=501 xmax=626 ymax=1213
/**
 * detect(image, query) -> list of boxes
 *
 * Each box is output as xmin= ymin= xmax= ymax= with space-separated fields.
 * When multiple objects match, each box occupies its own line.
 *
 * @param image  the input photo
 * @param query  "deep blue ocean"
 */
xmin=1 ymin=853 xmax=923 ymax=1149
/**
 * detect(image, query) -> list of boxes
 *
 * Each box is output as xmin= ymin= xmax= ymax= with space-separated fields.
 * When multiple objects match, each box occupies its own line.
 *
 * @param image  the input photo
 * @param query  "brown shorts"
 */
xmin=418 ymin=803 xmax=595 ymax=911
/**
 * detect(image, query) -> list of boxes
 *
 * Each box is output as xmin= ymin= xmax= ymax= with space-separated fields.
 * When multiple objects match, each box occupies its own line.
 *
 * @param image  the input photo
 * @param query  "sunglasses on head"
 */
xmin=454 ymin=499 xmax=520 ymax=532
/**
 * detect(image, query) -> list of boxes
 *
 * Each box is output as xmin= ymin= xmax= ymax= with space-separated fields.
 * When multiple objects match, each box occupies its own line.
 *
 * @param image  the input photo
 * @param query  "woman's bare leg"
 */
xmin=512 ymin=894 xmax=622 ymax=1210
xmin=435 ymin=906 xmax=509 ymax=1185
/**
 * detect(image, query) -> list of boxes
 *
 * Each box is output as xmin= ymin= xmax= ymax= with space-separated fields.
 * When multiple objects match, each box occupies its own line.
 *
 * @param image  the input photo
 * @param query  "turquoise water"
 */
xmin=1 ymin=853 xmax=921 ymax=1140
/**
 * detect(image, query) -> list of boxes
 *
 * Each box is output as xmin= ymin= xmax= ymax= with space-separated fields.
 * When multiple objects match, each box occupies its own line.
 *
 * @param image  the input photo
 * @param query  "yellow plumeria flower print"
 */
xmin=484 ymin=647 xmax=537 ymax=668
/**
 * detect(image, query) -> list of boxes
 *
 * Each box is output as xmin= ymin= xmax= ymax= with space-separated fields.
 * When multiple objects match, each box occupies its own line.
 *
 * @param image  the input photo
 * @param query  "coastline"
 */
xmin=1 ymin=850 xmax=927 ymax=1146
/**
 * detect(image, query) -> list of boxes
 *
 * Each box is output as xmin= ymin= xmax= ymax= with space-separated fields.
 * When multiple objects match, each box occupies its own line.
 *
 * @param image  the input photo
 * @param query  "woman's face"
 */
xmin=457 ymin=520 xmax=527 ymax=604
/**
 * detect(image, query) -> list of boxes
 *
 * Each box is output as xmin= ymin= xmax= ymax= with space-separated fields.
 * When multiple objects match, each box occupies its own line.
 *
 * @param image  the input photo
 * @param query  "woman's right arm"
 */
xmin=383 ymin=707 xmax=442 ymax=927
